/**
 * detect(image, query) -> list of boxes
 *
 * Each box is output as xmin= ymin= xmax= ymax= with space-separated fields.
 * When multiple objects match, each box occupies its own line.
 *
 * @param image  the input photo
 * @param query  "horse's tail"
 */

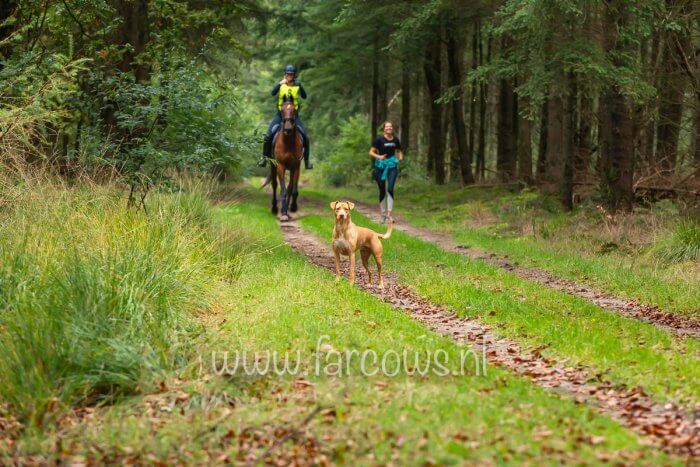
xmin=378 ymin=219 xmax=393 ymax=240
xmin=260 ymin=172 xmax=272 ymax=189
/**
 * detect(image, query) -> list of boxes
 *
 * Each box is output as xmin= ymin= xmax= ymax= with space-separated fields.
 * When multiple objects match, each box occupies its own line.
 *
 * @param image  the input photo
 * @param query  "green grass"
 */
xmin=299 ymin=204 xmax=700 ymax=405
xmin=652 ymin=220 xmax=700 ymax=263
xmin=5 ymin=193 xmax=677 ymax=464
xmin=0 ymin=181 xmax=248 ymax=427
xmin=306 ymin=181 xmax=700 ymax=318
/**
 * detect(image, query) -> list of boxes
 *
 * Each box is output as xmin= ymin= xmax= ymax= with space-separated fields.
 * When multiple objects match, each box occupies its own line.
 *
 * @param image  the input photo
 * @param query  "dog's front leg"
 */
xmin=349 ymin=252 xmax=356 ymax=285
xmin=333 ymin=248 xmax=341 ymax=282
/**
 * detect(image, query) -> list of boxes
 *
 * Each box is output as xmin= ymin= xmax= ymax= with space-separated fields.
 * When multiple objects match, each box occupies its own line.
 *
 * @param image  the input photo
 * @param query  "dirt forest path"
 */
xmin=338 ymin=198 xmax=700 ymax=340
xmin=278 ymin=212 xmax=700 ymax=459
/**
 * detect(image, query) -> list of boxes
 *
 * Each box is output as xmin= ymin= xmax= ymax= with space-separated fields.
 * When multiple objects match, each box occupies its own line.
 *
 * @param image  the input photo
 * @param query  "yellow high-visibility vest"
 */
xmin=278 ymin=83 xmax=301 ymax=111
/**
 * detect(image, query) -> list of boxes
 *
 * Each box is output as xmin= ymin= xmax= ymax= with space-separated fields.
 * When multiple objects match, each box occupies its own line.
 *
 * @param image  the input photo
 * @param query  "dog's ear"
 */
xmin=347 ymin=202 xmax=355 ymax=210
xmin=330 ymin=201 xmax=338 ymax=210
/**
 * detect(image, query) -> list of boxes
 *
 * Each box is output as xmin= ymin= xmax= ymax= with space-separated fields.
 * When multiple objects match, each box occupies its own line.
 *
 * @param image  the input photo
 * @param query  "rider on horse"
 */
xmin=258 ymin=64 xmax=313 ymax=170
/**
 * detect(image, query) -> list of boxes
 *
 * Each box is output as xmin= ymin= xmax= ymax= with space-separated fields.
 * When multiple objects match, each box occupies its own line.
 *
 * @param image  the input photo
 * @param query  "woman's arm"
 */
xmin=369 ymin=147 xmax=385 ymax=160
xmin=396 ymin=149 xmax=403 ymax=161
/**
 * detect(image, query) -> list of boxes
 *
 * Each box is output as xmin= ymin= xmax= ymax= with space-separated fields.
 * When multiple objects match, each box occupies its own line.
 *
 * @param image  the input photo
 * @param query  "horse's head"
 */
xmin=281 ymin=95 xmax=296 ymax=136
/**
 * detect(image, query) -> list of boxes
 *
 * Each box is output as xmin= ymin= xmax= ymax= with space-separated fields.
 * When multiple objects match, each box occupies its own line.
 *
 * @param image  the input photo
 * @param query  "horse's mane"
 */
xmin=281 ymin=95 xmax=296 ymax=112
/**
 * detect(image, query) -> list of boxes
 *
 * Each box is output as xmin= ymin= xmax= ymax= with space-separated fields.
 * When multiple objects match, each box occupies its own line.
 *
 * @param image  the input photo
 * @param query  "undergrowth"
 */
xmin=0 ymin=178 xmax=252 ymax=427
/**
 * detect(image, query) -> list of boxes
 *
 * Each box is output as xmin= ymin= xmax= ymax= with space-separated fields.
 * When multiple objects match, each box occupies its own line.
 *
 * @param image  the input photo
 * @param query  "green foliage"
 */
xmin=314 ymin=115 xmax=371 ymax=187
xmin=0 ymin=0 xmax=260 ymax=197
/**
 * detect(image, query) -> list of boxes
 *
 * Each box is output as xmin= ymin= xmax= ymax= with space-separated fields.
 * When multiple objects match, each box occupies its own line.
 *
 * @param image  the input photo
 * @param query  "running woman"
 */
xmin=369 ymin=121 xmax=403 ymax=223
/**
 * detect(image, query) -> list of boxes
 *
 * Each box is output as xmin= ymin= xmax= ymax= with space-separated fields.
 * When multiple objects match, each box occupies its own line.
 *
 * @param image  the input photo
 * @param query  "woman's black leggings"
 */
xmin=372 ymin=167 xmax=398 ymax=211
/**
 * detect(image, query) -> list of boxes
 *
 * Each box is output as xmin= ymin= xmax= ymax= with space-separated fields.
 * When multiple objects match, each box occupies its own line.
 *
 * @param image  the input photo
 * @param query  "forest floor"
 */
xmin=2 ymin=181 xmax=698 ymax=464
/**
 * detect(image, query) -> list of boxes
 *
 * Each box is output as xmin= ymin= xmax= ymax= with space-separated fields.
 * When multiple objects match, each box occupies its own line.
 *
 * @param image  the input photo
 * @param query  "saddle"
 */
xmin=271 ymin=122 xmax=306 ymax=149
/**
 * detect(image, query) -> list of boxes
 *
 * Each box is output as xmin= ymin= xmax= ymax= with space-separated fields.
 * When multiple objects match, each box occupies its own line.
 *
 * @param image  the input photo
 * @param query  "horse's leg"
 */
xmin=290 ymin=167 xmax=300 ymax=212
xmin=278 ymin=163 xmax=289 ymax=220
xmin=270 ymin=164 xmax=278 ymax=214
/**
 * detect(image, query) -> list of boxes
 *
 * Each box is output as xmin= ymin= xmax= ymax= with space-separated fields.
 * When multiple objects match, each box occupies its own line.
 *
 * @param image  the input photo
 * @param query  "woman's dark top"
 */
xmin=372 ymin=135 xmax=401 ymax=157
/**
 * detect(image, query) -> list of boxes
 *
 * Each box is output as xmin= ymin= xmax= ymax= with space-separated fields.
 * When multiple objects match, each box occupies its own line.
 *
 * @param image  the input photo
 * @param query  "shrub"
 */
xmin=315 ymin=115 xmax=373 ymax=187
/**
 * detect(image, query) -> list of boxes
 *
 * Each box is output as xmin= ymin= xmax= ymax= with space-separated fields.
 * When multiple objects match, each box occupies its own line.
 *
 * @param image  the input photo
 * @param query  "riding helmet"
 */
xmin=284 ymin=64 xmax=296 ymax=74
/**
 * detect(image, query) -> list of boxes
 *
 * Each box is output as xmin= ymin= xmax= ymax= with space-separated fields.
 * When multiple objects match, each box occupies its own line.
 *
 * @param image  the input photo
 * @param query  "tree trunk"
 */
xmin=641 ymin=34 xmax=660 ymax=163
xmin=371 ymin=37 xmax=379 ymax=142
xmin=0 ymin=1 xmax=17 ymax=67
xmin=424 ymin=35 xmax=445 ymax=184
xmin=400 ymin=62 xmax=411 ymax=153
xmin=575 ymin=93 xmax=594 ymax=183
xmin=411 ymin=71 xmax=420 ymax=155
xmin=599 ymin=0 xmax=636 ymax=212
xmin=446 ymin=24 xmax=474 ymax=184
xmin=694 ymin=100 xmax=700 ymax=164
xmin=656 ymin=39 xmax=686 ymax=173
xmin=497 ymin=74 xmax=517 ymax=182
xmin=468 ymin=23 xmax=478 ymax=181
xmin=561 ymin=72 xmax=576 ymax=210
xmin=600 ymin=92 xmax=636 ymax=212
xmin=379 ymin=55 xmax=389 ymax=125
xmin=476 ymin=24 xmax=487 ymax=181
xmin=517 ymin=98 xmax=532 ymax=184
xmin=110 ymin=0 xmax=150 ymax=82
xmin=543 ymin=93 xmax=564 ymax=192
xmin=536 ymin=98 xmax=548 ymax=183
xmin=422 ymin=75 xmax=433 ymax=173
xmin=103 ymin=0 xmax=150 ymax=145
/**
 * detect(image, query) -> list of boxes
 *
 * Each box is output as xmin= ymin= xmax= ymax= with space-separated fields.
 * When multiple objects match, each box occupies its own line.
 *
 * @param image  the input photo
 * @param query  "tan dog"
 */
xmin=330 ymin=201 xmax=392 ymax=288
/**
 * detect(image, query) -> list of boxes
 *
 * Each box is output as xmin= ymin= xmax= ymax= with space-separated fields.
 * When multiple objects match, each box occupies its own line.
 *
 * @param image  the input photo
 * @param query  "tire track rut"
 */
xmin=280 ymin=215 xmax=700 ymax=458
xmin=346 ymin=199 xmax=700 ymax=340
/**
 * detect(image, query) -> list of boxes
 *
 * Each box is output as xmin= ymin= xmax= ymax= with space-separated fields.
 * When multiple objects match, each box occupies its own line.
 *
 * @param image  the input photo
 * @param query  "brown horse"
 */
xmin=270 ymin=95 xmax=302 ymax=221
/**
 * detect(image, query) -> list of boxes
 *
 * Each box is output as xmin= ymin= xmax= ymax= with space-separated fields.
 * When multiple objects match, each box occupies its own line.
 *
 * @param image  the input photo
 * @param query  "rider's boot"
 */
xmin=303 ymin=139 xmax=313 ymax=170
xmin=258 ymin=134 xmax=272 ymax=167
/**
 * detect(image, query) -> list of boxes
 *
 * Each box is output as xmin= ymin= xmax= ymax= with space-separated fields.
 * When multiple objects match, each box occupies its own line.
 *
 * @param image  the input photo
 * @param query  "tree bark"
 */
xmin=468 ymin=23 xmax=478 ymax=181
xmin=476 ymin=24 xmax=487 ymax=181
xmin=517 ymin=98 xmax=532 ymax=184
xmin=446 ymin=24 xmax=474 ymax=184
xmin=424 ymin=35 xmax=445 ymax=184
xmin=561 ymin=72 xmax=576 ymax=210
xmin=694 ymin=100 xmax=700 ymax=164
xmin=536 ymin=98 xmax=548 ymax=184
xmin=575 ymin=93 xmax=593 ymax=182
xmin=371 ymin=36 xmax=379 ymax=142
xmin=599 ymin=0 xmax=636 ymax=212
xmin=655 ymin=38 xmax=686 ymax=173
xmin=110 ymin=0 xmax=150 ymax=82
xmin=497 ymin=77 xmax=517 ymax=182
xmin=641 ymin=34 xmax=660 ymax=163
xmin=379 ymin=55 xmax=389 ymax=125
xmin=103 ymin=0 xmax=151 ymax=145
xmin=400 ymin=62 xmax=410 ymax=153
xmin=543 ymin=93 xmax=564 ymax=192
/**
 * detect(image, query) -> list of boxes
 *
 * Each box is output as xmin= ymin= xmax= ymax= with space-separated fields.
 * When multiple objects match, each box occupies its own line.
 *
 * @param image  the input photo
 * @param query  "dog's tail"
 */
xmin=260 ymin=173 xmax=272 ymax=189
xmin=378 ymin=219 xmax=393 ymax=240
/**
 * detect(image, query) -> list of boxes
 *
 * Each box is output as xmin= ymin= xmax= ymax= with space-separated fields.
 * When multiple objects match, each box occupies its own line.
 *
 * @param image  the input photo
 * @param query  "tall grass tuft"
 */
xmin=652 ymin=220 xmax=700 ymax=263
xmin=0 ymin=179 xmax=248 ymax=426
